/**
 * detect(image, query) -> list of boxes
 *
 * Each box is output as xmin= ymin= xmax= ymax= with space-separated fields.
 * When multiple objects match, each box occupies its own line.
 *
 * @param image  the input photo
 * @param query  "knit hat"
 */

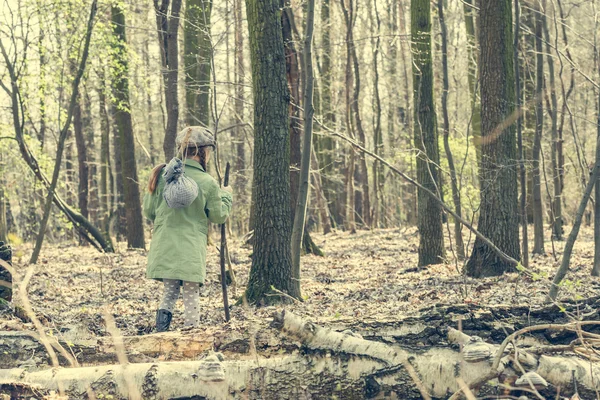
xmin=176 ymin=126 xmax=216 ymax=150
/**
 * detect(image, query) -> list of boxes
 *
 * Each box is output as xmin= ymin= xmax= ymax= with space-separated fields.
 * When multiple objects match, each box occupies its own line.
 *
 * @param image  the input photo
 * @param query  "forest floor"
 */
xmin=3 ymin=225 xmax=600 ymax=342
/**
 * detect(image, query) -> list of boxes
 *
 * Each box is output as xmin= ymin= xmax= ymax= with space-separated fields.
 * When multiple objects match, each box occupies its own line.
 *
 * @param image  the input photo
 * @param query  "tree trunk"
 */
xmin=244 ymin=0 xmax=300 ymax=304
xmin=543 ymin=4 xmax=563 ymax=241
xmin=532 ymin=5 xmax=545 ymax=255
xmin=369 ymin=0 xmax=383 ymax=229
xmin=37 ymin=20 xmax=47 ymax=149
xmin=317 ymin=0 xmax=339 ymax=228
xmin=143 ymin=38 xmax=156 ymax=167
xmin=463 ymin=0 xmax=482 ymax=167
xmin=83 ymin=89 xmax=98 ymax=225
xmin=233 ymin=0 xmax=247 ymax=233
xmin=411 ymin=0 xmax=444 ymax=267
xmin=310 ymin=147 xmax=333 ymax=234
xmin=338 ymin=0 xmax=371 ymax=229
xmin=514 ymin=0 xmax=530 ymax=268
xmin=291 ymin=0 xmax=316 ymax=281
xmin=73 ymin=95 xmax=89 ymax=228
xmin=438 ymin=0 xmax=465 ymax=260
xmin=465 ymin=0 xmax=520 ymax=277
xmin=591 ymin=22 xmax=600 ymax=277
xmin=155 ymin=0 xmax=183 ymax=161
xmin=281 ymin=0 xmax=302 ymax=224
xmin=111 ymin=102 xmax=126 ymax=240
xmin=385 ymin=0 xmax=398 ymax=227
xmin=97 ymin=71 xmax=112 ymax=239
xmin=0 ymin=183 xmax=7 ymax=244
xmin=184 ymin=0 xmax=212 ymax=126
xmin=4 ymin=307 xmax=600 ymax=399
xmin=0 ymin=242 xmax=11 ymax=302
xmin=110 ymin=4 xmax=145 ymax=249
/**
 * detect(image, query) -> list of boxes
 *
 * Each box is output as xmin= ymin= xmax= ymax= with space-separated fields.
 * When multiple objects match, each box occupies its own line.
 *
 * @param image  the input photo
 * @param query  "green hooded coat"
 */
xmin=143 ymin=159 xmax=232 ymax=284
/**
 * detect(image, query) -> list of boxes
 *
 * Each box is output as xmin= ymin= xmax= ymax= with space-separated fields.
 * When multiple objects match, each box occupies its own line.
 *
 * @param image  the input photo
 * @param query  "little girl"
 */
xmin=143 ymin=126 xmax=233 ymax=331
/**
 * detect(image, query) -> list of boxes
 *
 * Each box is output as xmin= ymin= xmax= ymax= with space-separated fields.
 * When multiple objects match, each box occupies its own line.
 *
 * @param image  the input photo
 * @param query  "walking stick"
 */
xmin=220 ymin=163 xmax=231 ymax=322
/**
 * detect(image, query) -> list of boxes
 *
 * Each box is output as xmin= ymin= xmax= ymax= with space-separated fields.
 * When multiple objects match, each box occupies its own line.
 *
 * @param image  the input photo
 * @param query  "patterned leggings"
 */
xmin=159 ymin=279 xmax=200 ymax=328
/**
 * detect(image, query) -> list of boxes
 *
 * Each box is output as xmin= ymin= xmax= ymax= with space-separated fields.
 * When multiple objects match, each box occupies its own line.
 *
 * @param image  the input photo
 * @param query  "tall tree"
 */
xmin=184 ymin=0 xmax=212 ymax=126
xmin=517 ymin=3 xmax=532 ymax=266
xmin=233 ymin=0 xmax=246 ymax=232
xmin=155 ymin=0 xmax=183 ymax=160
xmin=466 ymin=0 xmax=520 ymax=277
xmin=73 ymin=95 xmax=89 ymax=226
xmin=97 ymin=68 xmax=113 ymax=238
xmin=244 ymin=0 xmax=300 ymax=304
xmin=291 ymin=0 xmax=316 ymax=279
xmin=369 ymin=0 xmax=384 ymax=228
xmin=317 ymin=0 xmax=339 ymax=227
xmin=281 ymin=2 xmax=321 ymax=255
xmin=463 ymin=0 xmax=482 ymax=165
xmin=110 ymin=2 xmax=145 ymax=249
xmin=411 ymin=0 xmax=444 ymax=266
xmin=593 ymin=3 xmax=600 ymax=277
xmin=542 ymin=2 xmax=563 ymax=240
xmin=532 ymin=3 xmax=545 ymax=254
xmin=340 ymin=0 xmax=371 ymax=228
xmin=438 ymin=0 xmax=465 ymax=259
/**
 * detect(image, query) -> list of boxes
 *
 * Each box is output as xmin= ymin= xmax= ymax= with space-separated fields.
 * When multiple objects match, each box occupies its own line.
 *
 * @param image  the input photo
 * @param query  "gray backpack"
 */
xmin=162 ymin=158 xmax=199 ymax=208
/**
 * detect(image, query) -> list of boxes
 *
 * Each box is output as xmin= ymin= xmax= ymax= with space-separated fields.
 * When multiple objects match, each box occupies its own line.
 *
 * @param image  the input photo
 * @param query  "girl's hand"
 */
xmin=222 ymin=186 xmax=233 ymax=194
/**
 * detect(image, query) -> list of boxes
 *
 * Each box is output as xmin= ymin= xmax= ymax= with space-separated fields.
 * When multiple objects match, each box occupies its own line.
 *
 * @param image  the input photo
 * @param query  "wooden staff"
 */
xmin=220 ymin=163 xmax=231 ymax=322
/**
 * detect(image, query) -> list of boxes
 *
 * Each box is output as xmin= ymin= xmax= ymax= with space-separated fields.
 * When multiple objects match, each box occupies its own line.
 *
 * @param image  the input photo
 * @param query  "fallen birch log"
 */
xmin=0 ymin=326 xmax=261 ymax=369
xmin=2 ymin=310 xmax=599 ymax=399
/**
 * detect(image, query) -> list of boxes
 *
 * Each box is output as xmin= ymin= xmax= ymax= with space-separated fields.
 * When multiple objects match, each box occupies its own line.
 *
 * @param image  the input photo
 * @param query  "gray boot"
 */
xmin=156 ymin=309 xmax=172 ymax=332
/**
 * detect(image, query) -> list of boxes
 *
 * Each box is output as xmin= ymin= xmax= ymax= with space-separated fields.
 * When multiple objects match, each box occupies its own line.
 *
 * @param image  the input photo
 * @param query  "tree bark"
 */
xmin=369 ymin=0 xmax=383 ymax=229
xmin=411 ymin=0 xmax=445 ymax=267
xmin=532 ymin=5 xmax=545 ymax=255
xmin=310 ymin=147 xmax=333 ymax=235
xmin=0 ymin=243 xmax=11 ymax=302
xmin=281 ymin=1 xmax=302 ymax=225
xmin=594 ymin=86 xmax=600 ymax=277
xmin=542 ymin=3 xmax=563 ymax=241
xmin=155 ymin=0 xmax=183 ymax=161
xmin=244 ymin=0 xmax=300 ymax=304
xmin=0 ymin=184 xmax=7 ymax=244
xmin=5 ymin=307 xmax=599 ymax=399
xmin=592 ymin=5 xmax=600 ymax=277
xmin=83 ymin=89 xmax=98 ymax=225
xmin=465 ymin=0 xmax=520 ymax=277
xmin=339 ymin=0 xmax=371 ymax=228
xmin=110 ymin=3 xmax=145 ymax=249
xmin=514 ymin=0 xmax=530 ymax=268
xmin=438 ymin=0 xmax=465 ymax=260
xmin=463 ymin=0 xmax=482 ymax=167
xmin=97 ymin=71 xmax=112 ymax=239
xmin=73 ymin=95 xmax=89 ymax=228
xmin=316 ymin=0 xmax=339 ymax=228
xmin=233 ymin=0 xmax=247 ymax=233
xmin=291 ymin=0 xmax=316 ymax=281
xmin=184 ymin=0 xmax=212 ymax=126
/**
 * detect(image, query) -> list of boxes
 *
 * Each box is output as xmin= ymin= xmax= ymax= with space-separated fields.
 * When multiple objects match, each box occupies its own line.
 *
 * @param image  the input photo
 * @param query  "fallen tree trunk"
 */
xmin=2 ymin=310 xmax=599 ymax=399
xmin=0 ymin=326 xmax=262 ymax=369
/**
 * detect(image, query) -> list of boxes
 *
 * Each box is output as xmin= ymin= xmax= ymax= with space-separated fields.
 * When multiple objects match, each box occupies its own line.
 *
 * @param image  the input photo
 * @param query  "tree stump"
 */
xmin=0 ymin=241 xmax=12 ymax=302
